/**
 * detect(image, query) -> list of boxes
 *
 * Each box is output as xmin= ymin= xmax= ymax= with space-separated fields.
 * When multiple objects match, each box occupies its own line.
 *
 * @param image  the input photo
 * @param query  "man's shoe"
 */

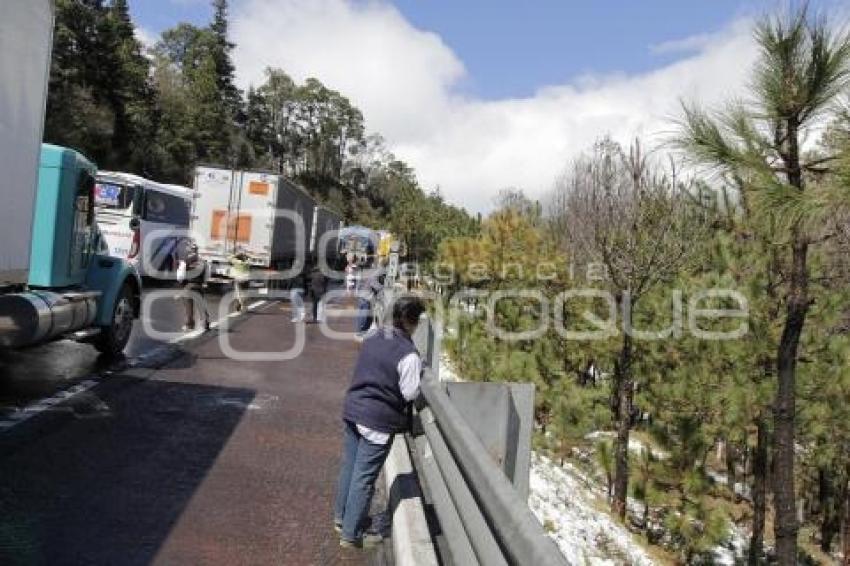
xmin=361 ymin=531 xmax=384 ymax=547
xmin=339 ymin=531 xmax=382 ymax=549
xmin=333 ymin=521 xmax=342 ymax=534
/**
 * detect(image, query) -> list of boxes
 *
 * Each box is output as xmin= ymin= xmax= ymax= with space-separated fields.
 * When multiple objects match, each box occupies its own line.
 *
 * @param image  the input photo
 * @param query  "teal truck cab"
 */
xmin=0 ymin=0 xmax=141 ymax=355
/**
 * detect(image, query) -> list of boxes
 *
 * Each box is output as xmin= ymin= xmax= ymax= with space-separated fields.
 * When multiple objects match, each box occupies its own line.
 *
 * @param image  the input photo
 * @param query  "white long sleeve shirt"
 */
xmin=356 ymin=352 xmax=422 ymax=445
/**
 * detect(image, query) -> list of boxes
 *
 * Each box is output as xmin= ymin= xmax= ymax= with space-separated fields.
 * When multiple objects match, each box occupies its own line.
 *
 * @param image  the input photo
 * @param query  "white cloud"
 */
xmin=650 ymin=29 xmax=727 ymax=55
xmin=231 ymin=0 xmax=758 ymax=213
xmin=135 ymin=26 xmax=158 ymax=51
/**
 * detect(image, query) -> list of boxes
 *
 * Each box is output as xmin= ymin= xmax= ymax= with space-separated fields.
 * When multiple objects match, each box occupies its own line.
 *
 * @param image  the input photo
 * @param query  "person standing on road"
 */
xmin=289 ymin=269 xmax=307 ymax=323
xmin=345 ymin=254 xmax=356 ymax=294
xmin=334 ymin=297 xmax=425 ymax=548
xmin=229 ymin=250 xmax=250 ymax=312
xmin=355 ymin=263 xmax=385 ymax=337
xmin=309 ymin=266 xmax=328 ymax=323
xmin=175 ymin=238 xmax=210 ymax=331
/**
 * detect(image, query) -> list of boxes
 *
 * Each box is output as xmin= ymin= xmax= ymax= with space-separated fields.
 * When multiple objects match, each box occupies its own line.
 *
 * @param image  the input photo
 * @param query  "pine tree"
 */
xmin=100 ymin=0 xmax=157 ymax=172
xmin=45 ymin=0 xmax=114 ymax=161
xmin=44 ymin=0 xmax=155 ymax=173
xmin=244 ymin=86 xmax=274 ymax=166
xmin=676 ymin=9 xmax=850 ymax=562
xmin=152 ymin=23 xmax=231 ymax=173
xmin=210 ymin=0 xmax=242 ymax=121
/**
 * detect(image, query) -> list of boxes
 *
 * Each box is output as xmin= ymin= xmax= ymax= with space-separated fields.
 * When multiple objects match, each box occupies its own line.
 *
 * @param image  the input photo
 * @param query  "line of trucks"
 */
xmin=0 ymin=0 xmax=351 ymax=356
xmin=93 ymin=167 xmax=345 ymax=283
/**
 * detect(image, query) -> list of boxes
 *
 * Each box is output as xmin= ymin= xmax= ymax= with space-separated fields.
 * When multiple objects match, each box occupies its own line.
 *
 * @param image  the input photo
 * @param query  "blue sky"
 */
xmin=130 ymin=0 xmax=846 ymax=211
xmin=130 ymin=0 xmax=839 ymax=100
xmin=131 ymin=0 xmax=211 ymax=35
xmin=391 ymin=0 xmax=760 ymax=98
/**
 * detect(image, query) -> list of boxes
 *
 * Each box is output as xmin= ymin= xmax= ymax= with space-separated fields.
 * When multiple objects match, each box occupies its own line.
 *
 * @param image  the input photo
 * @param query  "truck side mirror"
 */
xmin=129 ymin=217 xmax=140 ymax=231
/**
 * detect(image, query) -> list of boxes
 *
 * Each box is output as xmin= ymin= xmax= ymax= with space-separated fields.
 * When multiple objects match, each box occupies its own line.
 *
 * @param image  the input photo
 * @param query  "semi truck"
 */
xmin=191 ymin=166 xmax=343 ymax=282
xmin=95 ymin=171 xmax=193 ymax=277
xmin=339 ymin=225 xmax=380 ymax=266
xmin=0 ymin=0 xmax=141 ymax=356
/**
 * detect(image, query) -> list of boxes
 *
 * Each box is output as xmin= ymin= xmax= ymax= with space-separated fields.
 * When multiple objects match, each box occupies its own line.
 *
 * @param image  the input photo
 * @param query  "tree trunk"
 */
xmin=773 ymin=237 xmax=808 ymax=566
xmin=611 ymin=329 xmax=633 ymax=521
xmin=726 ymin=439 xmax=737 ymax=495
xmin=843 ymin=470 xmax=850 ymax=565
xmin=749 ymin=415 xmax=768 ymax=565
xmin=819 ymin=466 xmax=840 ymax=553
xmin=773 ymin=115 xmax=809 ymax=565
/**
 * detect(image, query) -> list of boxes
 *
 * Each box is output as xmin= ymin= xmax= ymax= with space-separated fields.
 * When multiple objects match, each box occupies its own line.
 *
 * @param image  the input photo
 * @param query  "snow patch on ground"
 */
xmin=529 ymin=452 xmax=655 ymax=566
xmin=585 ymin=431 xmax=668 ymax=460
xmin=706 ymin=469 xmax=752 ymax=500
xmin=438 ymin=353 xmax=462 ymax=382
xmin=712 ymin=521 xmax=749 ymax=566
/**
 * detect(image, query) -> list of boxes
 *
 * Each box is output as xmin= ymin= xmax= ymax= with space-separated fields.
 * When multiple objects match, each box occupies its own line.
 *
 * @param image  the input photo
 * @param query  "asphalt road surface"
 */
xmin=0 ymin=286 xmax=393 ymax=565
xmin=0 ymin=283 xmax=234 ymax=414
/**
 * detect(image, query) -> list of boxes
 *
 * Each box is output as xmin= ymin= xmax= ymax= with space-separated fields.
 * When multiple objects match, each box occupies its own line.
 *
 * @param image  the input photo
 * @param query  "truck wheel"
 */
xmin=94 ymin=283 xmax=134 ymax=356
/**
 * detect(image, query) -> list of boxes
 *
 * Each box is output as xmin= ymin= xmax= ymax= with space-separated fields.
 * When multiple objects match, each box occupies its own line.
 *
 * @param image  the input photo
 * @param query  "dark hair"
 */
xmin=392 ymin=296 xmax=426 ymax=329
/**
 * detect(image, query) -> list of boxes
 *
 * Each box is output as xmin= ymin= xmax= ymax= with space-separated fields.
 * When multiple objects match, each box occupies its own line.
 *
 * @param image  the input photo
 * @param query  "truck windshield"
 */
xmin=94 ymin=182 xmax=138 ymax=214
xmin=143 ymin=191 xmax=190 ymax=227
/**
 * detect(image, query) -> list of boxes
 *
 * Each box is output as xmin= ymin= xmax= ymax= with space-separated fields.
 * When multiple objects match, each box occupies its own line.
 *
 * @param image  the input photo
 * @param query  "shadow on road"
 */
xmin=0 ymin=343 xmax=118 ymax=410
xmin=0 ymin=376 xmax=253 ymax=566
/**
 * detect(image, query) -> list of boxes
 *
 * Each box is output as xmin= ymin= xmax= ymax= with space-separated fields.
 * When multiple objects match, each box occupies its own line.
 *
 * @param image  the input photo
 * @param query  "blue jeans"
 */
xmin=334 ymin=421 xmax=392 ymax=541
xmin=355 ymin=297 xmax=372 ymax=333
xmin=289 ymin=288 xmax=305 ymax=320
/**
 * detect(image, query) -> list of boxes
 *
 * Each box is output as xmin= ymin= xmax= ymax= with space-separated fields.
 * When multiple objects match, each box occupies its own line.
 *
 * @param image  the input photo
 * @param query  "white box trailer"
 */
xmin=192 ymin=166 xmax=320 ymax=279
xmin=0 ymin=0 xmax=54 ymax=286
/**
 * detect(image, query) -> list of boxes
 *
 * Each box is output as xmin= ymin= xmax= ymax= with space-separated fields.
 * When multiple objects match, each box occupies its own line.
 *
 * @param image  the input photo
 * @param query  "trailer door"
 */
xmin=234 ymin=171 xmax=276 ymax=267
xmin=192 ymin=166 xmax=236 ymax=264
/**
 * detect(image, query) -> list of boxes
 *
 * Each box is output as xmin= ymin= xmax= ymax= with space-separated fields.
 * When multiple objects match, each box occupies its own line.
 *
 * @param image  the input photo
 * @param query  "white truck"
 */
xmin=0 ymin=0 xmax=141 ymax=355
xmin=94 ymin=171 xmax=193 ymax=277
xmin=191 ymin=166 xmax=343 ymax=282
xmin=0 ymin=0 xmax=54 ymax=288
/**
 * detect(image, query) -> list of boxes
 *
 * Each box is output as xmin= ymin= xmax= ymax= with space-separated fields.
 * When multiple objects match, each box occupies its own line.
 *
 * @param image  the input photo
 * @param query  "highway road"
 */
xmin=0 ymin=284 xmax=392 ymax=565
xmin=0 ymin=283 xmax=236 ymax=415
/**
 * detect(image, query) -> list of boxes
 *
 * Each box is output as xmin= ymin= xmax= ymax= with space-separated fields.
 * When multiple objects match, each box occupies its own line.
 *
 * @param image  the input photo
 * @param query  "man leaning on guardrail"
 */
xmin=333 ymin=296 xmax=426 ymax=549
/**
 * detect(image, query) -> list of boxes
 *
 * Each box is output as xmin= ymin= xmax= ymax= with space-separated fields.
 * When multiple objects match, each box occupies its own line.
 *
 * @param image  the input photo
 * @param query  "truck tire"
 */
xmin=93 ymin=283 xmax=134 ymax=356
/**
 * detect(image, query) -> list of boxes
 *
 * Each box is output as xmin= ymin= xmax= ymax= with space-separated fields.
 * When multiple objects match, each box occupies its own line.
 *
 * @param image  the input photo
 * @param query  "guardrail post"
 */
xmin=421 ymin=377 xmax=568 ymax=566
xmin=443 ymin=381 xmax=534 ymax=500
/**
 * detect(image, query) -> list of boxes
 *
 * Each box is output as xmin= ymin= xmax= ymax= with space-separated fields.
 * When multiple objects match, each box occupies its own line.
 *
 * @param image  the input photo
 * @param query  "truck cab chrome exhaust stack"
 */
xmin=0 ymin=290 xmax=99 ymax=348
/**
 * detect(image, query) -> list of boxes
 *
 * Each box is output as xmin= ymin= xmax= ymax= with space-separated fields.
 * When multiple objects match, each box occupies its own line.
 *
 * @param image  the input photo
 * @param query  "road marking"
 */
xmin=168 ymin=299 xmax=269 ymax=343
xmin=0 ymin=299 xmax=273 ymax=433
xmin=0 ymin=379 xmax=99 ymax=430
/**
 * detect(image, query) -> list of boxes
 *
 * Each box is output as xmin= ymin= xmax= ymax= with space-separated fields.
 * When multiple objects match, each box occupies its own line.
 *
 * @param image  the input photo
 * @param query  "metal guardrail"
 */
xmin=378 ymin=285 xmax=568 ymax=566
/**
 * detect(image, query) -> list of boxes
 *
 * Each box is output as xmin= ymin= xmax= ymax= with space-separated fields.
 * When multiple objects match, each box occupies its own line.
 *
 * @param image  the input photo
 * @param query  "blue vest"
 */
xmin=343 ymin=328 xmax=418 ymax=433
